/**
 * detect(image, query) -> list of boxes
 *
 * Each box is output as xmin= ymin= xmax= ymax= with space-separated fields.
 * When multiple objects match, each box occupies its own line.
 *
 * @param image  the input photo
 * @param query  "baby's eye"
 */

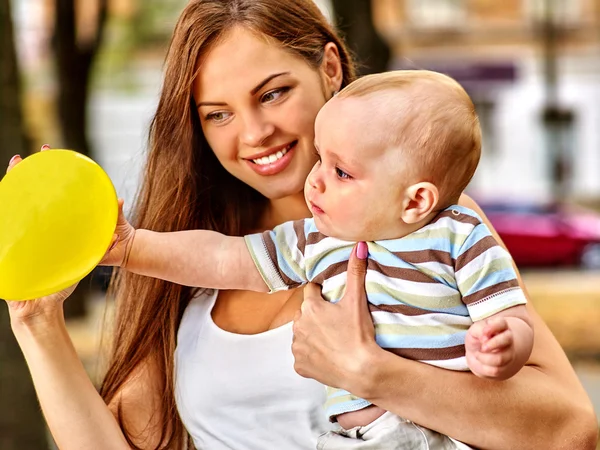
xmin=205 ymin=111 xmax=232 ymax=123
xmin=336 ymin=167 xmax=351 ymax=180
xmin=261 ymin=87 xmax=290 ymax=103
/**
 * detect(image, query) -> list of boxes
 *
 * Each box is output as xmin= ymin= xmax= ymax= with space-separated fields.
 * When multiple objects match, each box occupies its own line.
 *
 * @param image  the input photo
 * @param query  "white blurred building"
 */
xmin=374 ymin=0 xmax=600 ymax=204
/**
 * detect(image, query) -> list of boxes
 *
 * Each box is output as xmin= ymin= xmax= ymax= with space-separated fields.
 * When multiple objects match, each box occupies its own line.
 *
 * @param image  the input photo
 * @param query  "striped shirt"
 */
xmin=244 ymin=205 xmax=527 ymax=419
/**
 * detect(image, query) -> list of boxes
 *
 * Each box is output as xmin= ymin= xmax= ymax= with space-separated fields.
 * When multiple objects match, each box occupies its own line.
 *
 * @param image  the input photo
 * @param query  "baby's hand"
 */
xmin=99 ymin=198 xmax=136 ymax=267
xmin=465 ymin=317 xmax=516 ymax=379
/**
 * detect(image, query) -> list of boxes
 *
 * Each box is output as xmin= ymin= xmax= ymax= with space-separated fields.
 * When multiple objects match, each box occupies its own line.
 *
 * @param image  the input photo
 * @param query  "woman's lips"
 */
xmin=245 ymin=142 xmax=296 ymax=176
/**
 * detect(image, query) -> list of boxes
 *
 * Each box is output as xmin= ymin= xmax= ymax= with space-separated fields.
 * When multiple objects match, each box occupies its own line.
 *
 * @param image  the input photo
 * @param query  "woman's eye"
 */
xmin=261 ymin=87 xmax=290 ymax=103
xmin=205 ymin=111 xmax=232 ymax=123
xmin=336 ymin=167 xmax=351 ymax=180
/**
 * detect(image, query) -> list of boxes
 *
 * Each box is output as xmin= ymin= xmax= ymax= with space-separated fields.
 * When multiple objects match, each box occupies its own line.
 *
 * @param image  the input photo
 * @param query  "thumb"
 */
xmin=115 ymin=198 xmax=133 ymax=235
xmin=343 ymin=241 xmax=368 ymax=306
xmin=117 ymin=198 xmax=126 ymax=224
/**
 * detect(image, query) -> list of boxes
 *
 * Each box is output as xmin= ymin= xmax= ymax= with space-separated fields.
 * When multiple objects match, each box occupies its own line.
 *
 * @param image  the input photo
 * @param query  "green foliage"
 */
xmin=132 ymin=0 xmax=187 ymax=47
xmin=93 ymin=0 xmax=187 ymax=92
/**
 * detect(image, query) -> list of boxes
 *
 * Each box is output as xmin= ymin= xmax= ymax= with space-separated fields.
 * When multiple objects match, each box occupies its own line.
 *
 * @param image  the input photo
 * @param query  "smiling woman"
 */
xmin=194 ymin=25 xmax=339 ymax=198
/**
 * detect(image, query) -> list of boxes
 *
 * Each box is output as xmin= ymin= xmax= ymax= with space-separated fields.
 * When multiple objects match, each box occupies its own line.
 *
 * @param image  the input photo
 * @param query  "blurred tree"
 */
xmin=0 ymin=0 xmax=28 ymax=153
xmin=52 ymin=0 xmax=109 ymax=318
xmin=331 ymin=0 xmax=390 ymax=75
xmin=0 ymin=2 xmax=49 ymax=449
xmin=53 ymin=0 xmax=108 ymax=157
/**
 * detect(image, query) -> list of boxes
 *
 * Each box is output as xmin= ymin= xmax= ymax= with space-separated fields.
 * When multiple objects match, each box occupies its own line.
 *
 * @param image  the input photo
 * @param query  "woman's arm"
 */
xmin=8 ymin=293 xmax=166 ymax=450
xmin=292 ymin=198 xmax=598 ymax=450
xmin=5 ymin=151 xmax=168 ymax=449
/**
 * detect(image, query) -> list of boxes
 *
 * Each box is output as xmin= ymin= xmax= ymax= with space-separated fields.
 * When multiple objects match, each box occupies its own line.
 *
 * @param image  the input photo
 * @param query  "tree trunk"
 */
xmin=331 ymin=0 xmax=391 ymax=75
xmin=53 ymin=0 xmax=108 ymax=156
xmin=52 ymin=0 xmax=109 ymax=318
xmin=0 ymin=0 xmax=49 ymax=448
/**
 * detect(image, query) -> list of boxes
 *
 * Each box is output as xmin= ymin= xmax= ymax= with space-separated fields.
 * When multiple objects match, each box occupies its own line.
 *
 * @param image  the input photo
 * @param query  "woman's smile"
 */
xmin=244 ymin=140 xmax=298 ymax=176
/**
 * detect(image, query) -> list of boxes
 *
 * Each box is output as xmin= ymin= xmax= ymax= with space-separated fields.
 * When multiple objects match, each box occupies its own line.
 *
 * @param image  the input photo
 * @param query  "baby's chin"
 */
xmin=312 ymin=217 xmax=362 ymax=242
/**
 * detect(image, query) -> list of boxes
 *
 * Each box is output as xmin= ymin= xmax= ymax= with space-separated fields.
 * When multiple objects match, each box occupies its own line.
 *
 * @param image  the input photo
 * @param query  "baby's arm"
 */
xmin=465 ymin=305 xmax=533 ymax=380
xmin=125 ymin=229 xmax=269 ymax=292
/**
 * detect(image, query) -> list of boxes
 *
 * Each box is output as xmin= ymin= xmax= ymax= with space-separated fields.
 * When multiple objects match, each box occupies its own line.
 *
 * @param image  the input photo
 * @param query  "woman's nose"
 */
xmin=239 ymin=112 xmax=275 ymax=148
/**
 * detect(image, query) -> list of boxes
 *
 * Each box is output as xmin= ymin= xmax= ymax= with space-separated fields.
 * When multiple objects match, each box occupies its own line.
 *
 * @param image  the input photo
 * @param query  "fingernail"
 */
xmin=357 ymin=241 xmax=368 ymax=260
xmin=41 ymin=144 xmax=50 ymax=150
xmin=9 ymin=155 xmax=20 ymax=165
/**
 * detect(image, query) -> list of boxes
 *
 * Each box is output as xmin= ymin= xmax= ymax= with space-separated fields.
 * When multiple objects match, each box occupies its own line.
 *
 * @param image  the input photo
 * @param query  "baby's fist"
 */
xmin=99 ymin=198 xmax=136 ymax=267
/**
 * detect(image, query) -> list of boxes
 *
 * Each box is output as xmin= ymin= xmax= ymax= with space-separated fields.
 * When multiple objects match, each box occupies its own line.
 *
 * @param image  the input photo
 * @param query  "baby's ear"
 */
xmin=401 ymin=182 xmax=439 ymax=224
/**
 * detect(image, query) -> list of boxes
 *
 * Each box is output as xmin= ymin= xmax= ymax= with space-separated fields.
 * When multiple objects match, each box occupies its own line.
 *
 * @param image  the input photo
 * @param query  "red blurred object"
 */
xmin=480 ymin=202 xmax=600 ymax=269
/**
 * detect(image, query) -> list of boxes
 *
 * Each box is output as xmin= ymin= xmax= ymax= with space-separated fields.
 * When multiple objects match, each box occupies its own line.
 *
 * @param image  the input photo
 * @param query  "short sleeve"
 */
xmin=244 ymin=219 xmax=309 ymax=293
xmin=454 ymin=222 xmax=527 ymax=321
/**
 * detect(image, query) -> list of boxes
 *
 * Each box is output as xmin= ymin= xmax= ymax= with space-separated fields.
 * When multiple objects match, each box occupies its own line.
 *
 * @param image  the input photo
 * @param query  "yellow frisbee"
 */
xmin=0 ymin=150 xmax=118 ymax=301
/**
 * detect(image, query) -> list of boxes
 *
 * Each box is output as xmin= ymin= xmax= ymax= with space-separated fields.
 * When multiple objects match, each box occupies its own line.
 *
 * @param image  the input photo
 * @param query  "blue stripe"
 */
xmin=463 ymin=268 xmax=518 ymax=296
xmin=375 ymin=331 xmax=467 ymax=349
xmin=376 ymin=237 xmax=459 ymax=254
xmin=366 ymin=293 xmax=469 ymax=315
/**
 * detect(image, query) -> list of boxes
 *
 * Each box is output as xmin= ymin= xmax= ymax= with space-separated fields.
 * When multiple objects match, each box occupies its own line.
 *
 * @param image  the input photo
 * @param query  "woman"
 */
xmin=6 ymin=1 xmax=597 ymax=449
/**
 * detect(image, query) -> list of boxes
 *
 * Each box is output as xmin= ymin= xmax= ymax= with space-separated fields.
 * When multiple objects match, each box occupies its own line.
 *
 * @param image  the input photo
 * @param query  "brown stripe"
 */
xmin=262 ymin=230 xmax=302 ymax=288
xmin=454 ymin=235 xmax=498 ymax=272
xmin=312 ymin=260 xmax=347 ymax=285
xmin=293 ymin=220 xmax=306 ymax=255
xmin=369 ymin=303 xmax=437 ymax=316
xmin=429 ymin=209 xmax=480 ymax=227
xmin=306 ymin=230 xmax=328 ymax=246
xmin=462 ymin=280 xmax=520 ymax=305
xmin=367 ymin=259 xmax=437 ymax=284
xmin=313 ymin=259 xmax=437 ymax=286
xmin=392 ymin=249 xmax=454 ymax=267
xmin=385 ymin=344 xmax=466 ymax=361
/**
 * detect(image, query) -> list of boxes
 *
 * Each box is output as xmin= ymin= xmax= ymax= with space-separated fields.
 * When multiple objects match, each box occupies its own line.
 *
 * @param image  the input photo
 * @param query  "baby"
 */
xmin=105 ymin=70 xmax=533 ymax=449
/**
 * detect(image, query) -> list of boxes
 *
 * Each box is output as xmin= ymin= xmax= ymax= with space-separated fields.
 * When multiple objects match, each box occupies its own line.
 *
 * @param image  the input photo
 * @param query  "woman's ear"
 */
xmin=401 ymin=182 xmax=440 ymax=224
xmin=321 ymin=42 xmax=343 ymax=95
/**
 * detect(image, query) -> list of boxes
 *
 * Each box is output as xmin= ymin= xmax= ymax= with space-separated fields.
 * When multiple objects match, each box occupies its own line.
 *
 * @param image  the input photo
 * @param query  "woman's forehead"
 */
xmin=194 ymin=26 xmax=313 ymax=100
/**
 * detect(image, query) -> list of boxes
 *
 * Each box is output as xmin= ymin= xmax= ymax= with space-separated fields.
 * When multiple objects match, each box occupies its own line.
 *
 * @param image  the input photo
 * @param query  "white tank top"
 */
xmin=175 ymin=290 xmax=334 ymax=450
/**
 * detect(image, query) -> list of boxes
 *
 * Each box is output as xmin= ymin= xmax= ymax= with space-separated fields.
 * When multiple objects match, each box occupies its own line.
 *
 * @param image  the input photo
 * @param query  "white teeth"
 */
xmin=252 ymin=145 xmax=291 ymax=165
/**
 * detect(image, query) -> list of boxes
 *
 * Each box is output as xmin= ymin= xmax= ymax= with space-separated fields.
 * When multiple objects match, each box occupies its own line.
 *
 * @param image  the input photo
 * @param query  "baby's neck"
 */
xmin=350 ymin=208 xmax=443 ymax=242
xmin=398 ymin=210 xmax=440 ymax=238
xmin=259 ymin=193 xmax=310 ymax=231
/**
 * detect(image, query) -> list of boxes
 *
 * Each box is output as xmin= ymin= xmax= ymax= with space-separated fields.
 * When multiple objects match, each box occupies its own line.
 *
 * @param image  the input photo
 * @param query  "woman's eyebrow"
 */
xmin=196 ymin=72 xmax=291 ymax=108
xmin=250 ymin=72 xmax=290 ymax=95
xmin=197 ymin=100 xmax=227 ymax=108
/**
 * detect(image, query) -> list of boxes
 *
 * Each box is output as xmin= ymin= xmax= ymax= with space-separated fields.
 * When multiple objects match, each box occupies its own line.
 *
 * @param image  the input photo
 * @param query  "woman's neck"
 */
xmin=259 ymin=192 xmax=311 ymax=231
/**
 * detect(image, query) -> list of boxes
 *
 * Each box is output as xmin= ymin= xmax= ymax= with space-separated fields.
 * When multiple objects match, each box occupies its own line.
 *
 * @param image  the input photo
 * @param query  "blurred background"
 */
xmin=1 ymin=0 xmax=599 ymax=448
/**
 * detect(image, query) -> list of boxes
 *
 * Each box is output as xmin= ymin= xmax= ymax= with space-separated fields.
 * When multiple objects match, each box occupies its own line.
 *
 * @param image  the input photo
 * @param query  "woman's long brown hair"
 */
xmin=99 ymin=1 xmax=356 ymax=448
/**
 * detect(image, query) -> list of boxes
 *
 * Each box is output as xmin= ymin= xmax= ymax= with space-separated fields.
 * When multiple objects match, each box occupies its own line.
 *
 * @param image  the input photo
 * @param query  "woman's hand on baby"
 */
xmin=292 ymin=242 xmax=379 ymax=394
xmin=98 ymin=199 xmax=136 ymax=267
xmin=465 ymin=317 xmax=516 ymax=379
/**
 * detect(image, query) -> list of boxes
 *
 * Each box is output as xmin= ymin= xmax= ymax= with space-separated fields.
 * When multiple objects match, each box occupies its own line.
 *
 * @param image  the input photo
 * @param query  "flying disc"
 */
xmin=0 ymin=149 xmax=118 ymax=301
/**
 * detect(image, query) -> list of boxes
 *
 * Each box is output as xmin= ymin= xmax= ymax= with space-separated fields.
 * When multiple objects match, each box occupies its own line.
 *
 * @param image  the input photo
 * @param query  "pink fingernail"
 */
xmin=41 ymin=144 xmax=51 ymax=150
xmin=9 ymin=155 xmax=20 ymax=165
xmin=357 ymin=242 xmax=368 ymax=259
